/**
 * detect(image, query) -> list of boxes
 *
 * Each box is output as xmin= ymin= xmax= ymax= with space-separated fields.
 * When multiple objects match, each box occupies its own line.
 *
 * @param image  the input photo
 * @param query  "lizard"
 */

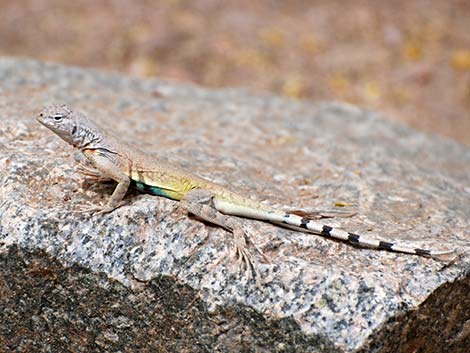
xmin=36 ymin=103 xmax=454 ymax=278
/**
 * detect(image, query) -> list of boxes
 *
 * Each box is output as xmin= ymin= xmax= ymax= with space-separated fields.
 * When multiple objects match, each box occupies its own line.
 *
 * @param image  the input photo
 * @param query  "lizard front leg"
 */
xmin=76 ymin=162 xmax=113 ymax=191
xmin=78 ymin=152 xmax=131 ymax=215
xmin=179 ymin=189 xmax=263 ymax=282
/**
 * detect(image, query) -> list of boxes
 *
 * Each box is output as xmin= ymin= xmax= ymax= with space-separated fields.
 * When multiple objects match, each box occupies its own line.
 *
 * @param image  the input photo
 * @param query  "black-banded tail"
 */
xmin=265 ymin=210 xmax=453 ymax=257
xmin=212 ymin=198 xmax=453 ymax=257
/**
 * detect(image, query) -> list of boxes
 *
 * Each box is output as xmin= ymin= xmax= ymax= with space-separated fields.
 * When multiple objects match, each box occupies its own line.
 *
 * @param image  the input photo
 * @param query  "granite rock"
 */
xmin=0 ymin=58 xmax=469 ymax=352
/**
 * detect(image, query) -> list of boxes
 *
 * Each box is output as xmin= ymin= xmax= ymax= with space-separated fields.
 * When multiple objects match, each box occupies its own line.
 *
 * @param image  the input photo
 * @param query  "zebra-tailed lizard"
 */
xmin=37 ymin=104 xmax=454 ymax=280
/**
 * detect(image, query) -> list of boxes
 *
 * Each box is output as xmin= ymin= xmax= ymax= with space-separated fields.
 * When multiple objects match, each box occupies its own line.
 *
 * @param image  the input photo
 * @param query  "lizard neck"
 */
xmin=77 ymin=129 xmax=103 ymax=151
xmin=73 ymin=121 xmax=110 ymax=152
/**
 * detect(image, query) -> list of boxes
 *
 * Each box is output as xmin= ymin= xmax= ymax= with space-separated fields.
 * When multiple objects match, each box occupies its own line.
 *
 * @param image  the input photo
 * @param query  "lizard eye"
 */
xmin=53 ymin=115 xmax=63 ymax=121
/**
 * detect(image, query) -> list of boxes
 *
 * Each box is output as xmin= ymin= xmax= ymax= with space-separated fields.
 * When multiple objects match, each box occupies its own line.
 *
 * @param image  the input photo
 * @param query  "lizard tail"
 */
xmin=263 ymin=210 xmax=453 ymax=257
xmin=212 ymin=198 xmax=453 ymax=257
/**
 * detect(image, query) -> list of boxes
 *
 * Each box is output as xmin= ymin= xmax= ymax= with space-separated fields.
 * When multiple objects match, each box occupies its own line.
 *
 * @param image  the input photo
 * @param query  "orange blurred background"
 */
xmin=1 ymin=0 xmax=469 ymax=145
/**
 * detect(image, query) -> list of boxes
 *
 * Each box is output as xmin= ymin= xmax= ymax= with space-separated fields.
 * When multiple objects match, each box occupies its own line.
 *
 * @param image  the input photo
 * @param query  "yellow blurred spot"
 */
xmin=391 ymin=86 xmax=411 ymax=105
xmin=269 ymin=135 xmax=298 ymax=146
xmin=300 ymin=177 xmax=312 ymax=185
xmin=451 ymin=50 xmax=470 ymax=71
xmin=128 ymin=24 xmax=151 ymax=43
xmin=335 ymin=201 xmax=353 ymax=207
xmin=236 ymin=49 xmax=269 ymax=68
xmin=328 ymin=74 xmax=350 ymax=96
xmin=174 ymin=11 xmax=203 ymax=32
xmin=129 ymin=56 xmax=159 ymax=77
xmin=466 ymin=85 xmax=470 ymax=105
xmin=260 ymin=28 xmax=285 ymax=48
xmin=364 ymin=82 xmax=381 ymax=102
xmin=162 ymin=0 xmax=183 ymax=4
xmin=282 ymin=75 xmax=305 ymax=98
xmin=301 ymin=36 xmax=320 ymax=54
xmin=403 ymin=41 xmax=424 ymax=61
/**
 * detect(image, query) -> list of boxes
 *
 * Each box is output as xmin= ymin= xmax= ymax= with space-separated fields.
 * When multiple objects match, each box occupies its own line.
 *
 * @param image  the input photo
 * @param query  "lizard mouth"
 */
xmin=36 ymin=115 xmax=54 ymax=129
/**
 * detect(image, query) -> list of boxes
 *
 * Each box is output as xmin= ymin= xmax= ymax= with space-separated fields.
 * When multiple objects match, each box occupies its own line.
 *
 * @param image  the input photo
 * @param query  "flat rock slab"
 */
xmin=0 ymin=58 xmax=469 ymax=352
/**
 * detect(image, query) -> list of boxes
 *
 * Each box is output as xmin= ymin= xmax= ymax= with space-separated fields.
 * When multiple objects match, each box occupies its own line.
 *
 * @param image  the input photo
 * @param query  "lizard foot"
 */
xmin=206 ymin=227 xmax=265 ymax=289
xmin=231 ymin=227 xmax=264 ymax=288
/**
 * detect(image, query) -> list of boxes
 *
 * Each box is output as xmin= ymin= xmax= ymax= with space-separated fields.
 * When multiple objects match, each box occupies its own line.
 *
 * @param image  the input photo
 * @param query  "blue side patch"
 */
xmin=132 ymin=180 xmax=171 ymax=198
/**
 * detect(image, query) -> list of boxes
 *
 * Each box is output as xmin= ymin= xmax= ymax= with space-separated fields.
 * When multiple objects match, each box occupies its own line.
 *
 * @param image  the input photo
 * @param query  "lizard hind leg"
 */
xmin=179 ymin=189 xmax=263 ymax=284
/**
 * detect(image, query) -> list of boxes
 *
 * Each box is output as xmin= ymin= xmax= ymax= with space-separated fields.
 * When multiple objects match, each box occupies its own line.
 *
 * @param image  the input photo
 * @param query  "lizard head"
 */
xmin=37 ymin=103 xmax=96 ymax=148
xmin=37 ymin=103 xmax=76 ymax=142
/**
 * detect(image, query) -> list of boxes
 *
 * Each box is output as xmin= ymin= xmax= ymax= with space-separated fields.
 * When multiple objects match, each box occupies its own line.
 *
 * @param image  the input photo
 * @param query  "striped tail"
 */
xmin=264 ymin=210 xmax=453 ymax=257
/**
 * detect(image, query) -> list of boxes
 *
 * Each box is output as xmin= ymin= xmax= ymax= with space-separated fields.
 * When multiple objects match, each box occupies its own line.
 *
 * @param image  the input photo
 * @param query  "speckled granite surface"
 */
xmin=0 ymin=58 xmax=469 ymax=352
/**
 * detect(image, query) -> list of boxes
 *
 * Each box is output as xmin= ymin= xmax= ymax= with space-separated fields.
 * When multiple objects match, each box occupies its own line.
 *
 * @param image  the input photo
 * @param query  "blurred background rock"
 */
xmin=1 ymin=0 xmax=469 ymax=145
